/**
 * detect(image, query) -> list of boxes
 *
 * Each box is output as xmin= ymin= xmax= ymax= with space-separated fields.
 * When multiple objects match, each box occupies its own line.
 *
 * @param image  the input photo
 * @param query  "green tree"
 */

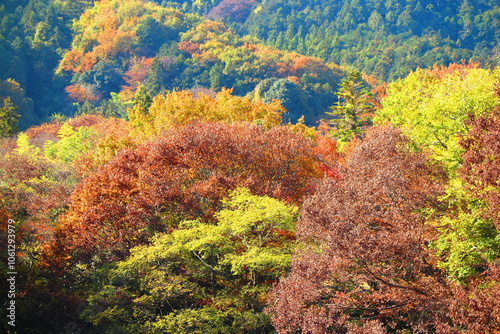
xmin=82 ymin=188 xmax=298 ymax=333
xmin=44 ymin=122 xmax=97 ymax=163
xmin=327 ymin=70 xmax=374 ymax=144
xmin=0 ymin=97 xmax=20 ymax=137
xmin=375 ymin=64 xmax=500 ymax=283
xmin=374 ymin=64 xmax=499 ymax=177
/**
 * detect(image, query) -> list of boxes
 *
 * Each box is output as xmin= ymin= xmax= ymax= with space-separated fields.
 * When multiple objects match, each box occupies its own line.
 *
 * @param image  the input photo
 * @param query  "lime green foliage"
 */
xmin=150 ymin=308 xmax=270 ymax=334
xmin=83 ymin=188 xmax=297 ymax=333
xmin=15 ymin=132 xmax=41 ymax=157
xmin=375 ymin=66 xmax=500 ymax=177
xmin=430 ymin=193 xmax=500 ymax=282
xmin=44 ymin=122 xmax=97 ymax=163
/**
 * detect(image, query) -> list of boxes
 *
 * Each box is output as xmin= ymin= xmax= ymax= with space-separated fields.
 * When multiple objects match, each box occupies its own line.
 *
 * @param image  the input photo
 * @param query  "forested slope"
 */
xmin=242 ymin=0 xmax=500 ymax=80
xmin=2 ymin=0 xmax=500 ymax=333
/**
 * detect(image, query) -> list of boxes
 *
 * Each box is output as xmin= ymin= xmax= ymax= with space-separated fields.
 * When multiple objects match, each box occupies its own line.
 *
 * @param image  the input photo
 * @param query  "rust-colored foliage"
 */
xmin=268 ymin=126 xmax=450 ymax=333
xmin=460 ymin=87 xmax=500 ymax=229
xmin=44 ymin=122 xmax=323 ymax=268
xmin=178 ymin=41 xmax=201 ymax=55
xmin=67 ymin=114 xmax=107 ymax=128
xmin=132 ymin=88 xmax=284 ymax=135
xmin=65 ymin=84 xmax=101 ymax=102
xmin=0 ymin=150 xmax=75 ymax=254
xmin=25 ymin=122 xmax=62 ymax=139
xmin=448 ymin=265 xmax=500 ymax=333
xmin=429 ymin=60 xmax=481 ymax=79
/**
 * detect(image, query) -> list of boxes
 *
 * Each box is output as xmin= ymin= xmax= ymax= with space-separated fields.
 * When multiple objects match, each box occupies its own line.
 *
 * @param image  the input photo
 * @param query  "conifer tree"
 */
xmin=0 ymin=97 xmax=20 ymax=137
xmin=327 ymin=70 xmax=374 ymax=144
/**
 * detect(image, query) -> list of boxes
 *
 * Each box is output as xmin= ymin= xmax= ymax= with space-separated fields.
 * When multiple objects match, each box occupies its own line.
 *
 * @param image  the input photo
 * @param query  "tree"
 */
xmin=375 ymin=64 xmax=499 ymax=177
xmin=0 ymin=97 xmax=20 ymax=137
xmin=431 ymin=90 xmax=500 ymax=283
xmin=44 ymin=122 xmax=97 ymax=164
xmin=268 ymin=126 xmax=451 ymax=333
xmin=127 ymin=85 xmax=154 ymax=133
xmin=461 ymin=100 xmax=500 ymax=230
xmin=0 ymin=79 xmax=36 ymax=129
xmin=81 ymin=188 xmax=297 ymax=333
xmin=254 ymin=77 xmax=315 ymax=124
xmin=208 ymin=0 xmax=255 ymax=23
xmin=327 ymin=70 xmax=374 ymax=144
xmin=143 ymin=88 xmax=284 ymax=135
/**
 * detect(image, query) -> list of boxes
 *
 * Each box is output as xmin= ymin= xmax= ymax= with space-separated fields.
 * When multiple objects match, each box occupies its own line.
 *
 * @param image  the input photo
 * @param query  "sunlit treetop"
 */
xmin=375 ymin=62 xmax=500 ymax=177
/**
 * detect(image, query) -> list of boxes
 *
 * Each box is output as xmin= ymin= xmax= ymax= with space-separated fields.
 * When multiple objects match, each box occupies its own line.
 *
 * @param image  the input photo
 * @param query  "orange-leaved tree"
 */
xmin=43 ymin=122 xmax=324 ymax=269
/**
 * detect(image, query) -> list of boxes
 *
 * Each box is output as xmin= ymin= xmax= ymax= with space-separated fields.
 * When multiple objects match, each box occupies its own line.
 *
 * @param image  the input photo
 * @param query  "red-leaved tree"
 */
xmin=268 ymin=126 xmax=451 ymax=333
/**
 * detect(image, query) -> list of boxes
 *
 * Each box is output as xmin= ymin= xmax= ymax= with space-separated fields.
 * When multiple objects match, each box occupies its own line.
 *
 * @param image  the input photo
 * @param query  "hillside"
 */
xmin=242 ymin=0 xmax=500 ymax=80
xmin=2 ymin=0 xmax=499 ymax=129
xmin=1 ymin=1 xmax=500 ymax=333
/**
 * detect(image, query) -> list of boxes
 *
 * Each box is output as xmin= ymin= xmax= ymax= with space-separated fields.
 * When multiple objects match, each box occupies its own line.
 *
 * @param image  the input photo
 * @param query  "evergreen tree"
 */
xmin=0 ymin=97 xmax=20 ymax=137
xmin=327 ymin=70 xmax=374 ymax=143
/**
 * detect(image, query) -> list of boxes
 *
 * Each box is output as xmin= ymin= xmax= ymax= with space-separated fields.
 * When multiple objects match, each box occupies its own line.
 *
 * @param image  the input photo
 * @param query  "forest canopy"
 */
xmin=1 ymin=0 xmax=500 ymax=333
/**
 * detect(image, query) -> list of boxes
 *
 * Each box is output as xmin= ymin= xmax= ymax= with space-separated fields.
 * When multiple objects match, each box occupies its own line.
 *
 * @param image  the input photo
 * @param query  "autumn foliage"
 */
xmin=460 ymin=91 xmax=500 ymax=230
xmin=268 ymin=126 xmax=451 ymax=333
xmin=44 ymin=122 xmax=322 ymax=268
xmin=130 ymin=88 xmax=284 ymax=135
xmin=2 ymin=0 xmax=500 ymax=330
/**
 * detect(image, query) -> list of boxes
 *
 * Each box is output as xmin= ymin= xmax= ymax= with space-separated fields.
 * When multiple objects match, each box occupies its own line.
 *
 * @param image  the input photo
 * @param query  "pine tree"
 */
xmin=327 ymin=70 xmax=374 ymax=143
xmin=0 ymin=97 xmax=20 ymax=137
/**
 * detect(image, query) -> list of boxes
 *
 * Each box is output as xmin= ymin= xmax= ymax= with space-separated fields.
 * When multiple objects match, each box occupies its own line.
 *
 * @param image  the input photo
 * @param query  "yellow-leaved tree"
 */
xmin=129 ymin=88 xmax=284 ymax=136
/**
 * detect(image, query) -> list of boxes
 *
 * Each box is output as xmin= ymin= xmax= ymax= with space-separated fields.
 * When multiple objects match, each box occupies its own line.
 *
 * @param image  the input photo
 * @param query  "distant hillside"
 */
xmin=237 ymin=0 xmax=500 ymax=81
xmin=2 ymin=0 xmax=499 ymax=129
xmin=1 ymin=0 xmax=346 ymax=128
